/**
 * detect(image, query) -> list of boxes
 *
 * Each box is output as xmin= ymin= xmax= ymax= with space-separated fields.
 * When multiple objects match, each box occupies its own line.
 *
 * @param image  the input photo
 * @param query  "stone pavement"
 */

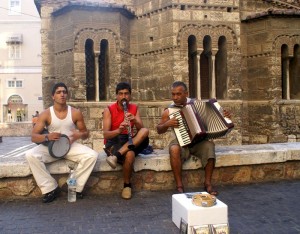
xmin=0 ymin=136 xmax=34 ymax=157
xmin=0 ymin=180 xmax=300 ymax=234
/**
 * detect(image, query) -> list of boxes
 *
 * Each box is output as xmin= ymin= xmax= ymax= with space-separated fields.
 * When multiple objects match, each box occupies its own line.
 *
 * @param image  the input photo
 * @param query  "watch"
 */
xmin=45 ymin=134 xmax=49 ymax=142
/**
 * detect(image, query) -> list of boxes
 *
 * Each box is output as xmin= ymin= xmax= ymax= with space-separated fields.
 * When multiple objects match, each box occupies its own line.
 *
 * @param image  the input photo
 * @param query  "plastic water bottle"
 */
xmin=67 ymin=170 xmax=76 ymax=202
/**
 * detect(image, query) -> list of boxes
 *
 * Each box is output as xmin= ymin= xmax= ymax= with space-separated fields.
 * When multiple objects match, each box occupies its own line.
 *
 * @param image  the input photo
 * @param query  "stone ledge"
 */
xmin=1 ymin=142 xmax=300 ymax=179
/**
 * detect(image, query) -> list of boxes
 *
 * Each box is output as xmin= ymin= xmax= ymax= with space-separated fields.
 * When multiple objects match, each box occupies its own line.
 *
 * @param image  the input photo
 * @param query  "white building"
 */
xmin=0 ymin=0 xmax=43 ymax=123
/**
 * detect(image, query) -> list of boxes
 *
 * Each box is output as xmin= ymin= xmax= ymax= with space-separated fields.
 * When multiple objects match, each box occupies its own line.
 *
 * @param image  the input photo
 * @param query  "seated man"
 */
xmin=103 ymin=82 xmax=149 ymax=199
xmin=26 ymin=82 xmax=98 ymax=203
xmin=156 ymin=81 xmax=231 ymax=195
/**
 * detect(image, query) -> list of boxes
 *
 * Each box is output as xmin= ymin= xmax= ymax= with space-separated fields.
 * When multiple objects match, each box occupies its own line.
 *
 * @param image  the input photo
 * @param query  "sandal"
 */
xmin=204 ymin=183 xmax=219 ymax=196
xmin=176 ymin=186 xmax=185 ymax=194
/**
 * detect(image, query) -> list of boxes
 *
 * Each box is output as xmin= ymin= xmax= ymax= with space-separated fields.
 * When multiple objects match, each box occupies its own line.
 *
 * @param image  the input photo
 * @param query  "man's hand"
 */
xmin=223 ymin=109 xmax=231 ymax=119
xmin=47 ymin=132 xmax=62 ymax=141
xmin=118 ymin=120 xmax=129 ymax=133
xmin=125 ymin=112 xmax=135 ymax=122
xmin=166 ymin=117 xmax=179 ymax=128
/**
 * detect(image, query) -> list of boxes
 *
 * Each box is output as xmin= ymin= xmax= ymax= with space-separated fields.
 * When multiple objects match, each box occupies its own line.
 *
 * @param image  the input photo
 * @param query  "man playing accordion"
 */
xmin=156 ymin=81 xmax=231 ymax=195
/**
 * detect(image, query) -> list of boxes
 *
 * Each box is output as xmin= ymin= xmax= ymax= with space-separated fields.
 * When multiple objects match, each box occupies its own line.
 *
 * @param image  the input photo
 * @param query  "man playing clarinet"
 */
xmin=156 ymin=81 xmax=231 ymax=195
xmin=103 ymin=82 xmax=149 ymax=199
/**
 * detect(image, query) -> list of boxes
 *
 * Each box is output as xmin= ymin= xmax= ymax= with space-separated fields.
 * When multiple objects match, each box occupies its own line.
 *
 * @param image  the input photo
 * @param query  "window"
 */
xmin=16 ymin=80 xmax=22 ymax=87
xmin=7 ymin=80 xmax=23 ymax=88
xmin=8 ymin=44 xmax=21 ymax=59
xmin=9 ymin=0 xmax=21 ymax=15
xmin=8 ymin=80 xmax=15 ymax=87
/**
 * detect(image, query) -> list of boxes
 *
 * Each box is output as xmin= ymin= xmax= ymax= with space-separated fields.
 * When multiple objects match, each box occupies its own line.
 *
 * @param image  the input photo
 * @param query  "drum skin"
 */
xmin=48 ymin=134 xmax=71 ymax=158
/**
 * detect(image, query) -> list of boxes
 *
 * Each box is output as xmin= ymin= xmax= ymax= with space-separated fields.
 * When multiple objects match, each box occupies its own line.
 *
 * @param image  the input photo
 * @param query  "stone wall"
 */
xmin=1 ymin=161 xmax=299 ymax=198
xmin=33 ymin=0 xmax=300 ymax=148
xmin=0 ymin=123 xmax=32 ymax=137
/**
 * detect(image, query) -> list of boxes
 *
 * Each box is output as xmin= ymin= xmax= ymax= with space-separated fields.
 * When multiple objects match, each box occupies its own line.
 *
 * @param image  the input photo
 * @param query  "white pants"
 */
xmin=25 ymin=142 xmax=98 ymax=194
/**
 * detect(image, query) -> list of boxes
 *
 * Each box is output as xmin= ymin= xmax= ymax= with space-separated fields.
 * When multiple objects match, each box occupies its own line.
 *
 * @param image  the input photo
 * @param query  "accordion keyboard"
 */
xmin=169 ymin=110 xmax=192 ymax=146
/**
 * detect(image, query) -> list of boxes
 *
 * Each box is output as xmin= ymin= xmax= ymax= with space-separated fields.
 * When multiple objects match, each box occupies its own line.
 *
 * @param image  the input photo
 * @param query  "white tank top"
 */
xmin=48 ymin=105 xmax=76 ymax=137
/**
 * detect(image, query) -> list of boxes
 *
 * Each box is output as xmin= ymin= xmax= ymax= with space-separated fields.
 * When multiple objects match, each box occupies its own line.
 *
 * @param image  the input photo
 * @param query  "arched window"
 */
xmin=8 ymin=94 xmax=23 ymax=104
xmin=215 ymin=36 xmax=228 ymax=99
xmin=99 ymin=39 xmax=109 ymax=100
xmin=281 ymin=44 xmax=289 ymax=99
xmin=290 ymin=44 xmax=300 ymax=99
xmin=200 ymin=35 xmax=212 ymax=99
xmin=85 ymin=39 xmax=96 ymax=101
xmin=188 ymin=35 xmax=197 ymax=98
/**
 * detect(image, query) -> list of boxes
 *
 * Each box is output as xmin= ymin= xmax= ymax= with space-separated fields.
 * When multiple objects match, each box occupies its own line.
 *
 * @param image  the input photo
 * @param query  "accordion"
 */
xmin=169 ymin=99 xmax=234 ymax=147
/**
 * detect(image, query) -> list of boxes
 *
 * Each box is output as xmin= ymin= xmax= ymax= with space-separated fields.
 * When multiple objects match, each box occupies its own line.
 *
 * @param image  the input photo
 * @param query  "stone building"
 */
xmin=34 ymin=0 xmax=300 ymax=152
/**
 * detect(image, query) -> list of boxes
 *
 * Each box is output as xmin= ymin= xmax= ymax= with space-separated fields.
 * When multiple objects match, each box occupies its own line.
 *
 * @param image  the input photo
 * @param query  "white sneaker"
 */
xmin=106 ymin=155 xmax=117 ymax=169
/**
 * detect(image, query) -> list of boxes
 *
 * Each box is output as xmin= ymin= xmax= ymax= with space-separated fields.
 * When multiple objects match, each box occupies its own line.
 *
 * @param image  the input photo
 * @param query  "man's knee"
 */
xmin=169 ymin=145 xmax=181 ymax=159
xmin=124 ymin=152 xmax=135 ymax=164
xmin=90 ymin=150 xmax=99 ymax=159
xmin=25 ymin=151 xmax=34 ymax=161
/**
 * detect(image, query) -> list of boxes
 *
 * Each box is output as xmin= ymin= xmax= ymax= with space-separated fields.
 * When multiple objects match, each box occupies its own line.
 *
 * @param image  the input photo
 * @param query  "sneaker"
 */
xmin=121 ymin=187 xmax=132 ymax=200
xmin=42 ymin=187 xmax=60 ymax=203
xmin=106 ymin=155 xmax=117 ymax=169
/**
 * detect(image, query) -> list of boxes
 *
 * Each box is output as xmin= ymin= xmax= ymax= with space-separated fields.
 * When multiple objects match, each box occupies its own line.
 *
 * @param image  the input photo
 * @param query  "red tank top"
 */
xmin=108 ymin=101 xmax=137 ymax=135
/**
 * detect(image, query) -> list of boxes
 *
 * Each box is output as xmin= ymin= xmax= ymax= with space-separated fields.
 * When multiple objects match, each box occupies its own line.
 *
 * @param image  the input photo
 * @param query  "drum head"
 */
xmin=48 ymin=134 xmax=71 ymax=158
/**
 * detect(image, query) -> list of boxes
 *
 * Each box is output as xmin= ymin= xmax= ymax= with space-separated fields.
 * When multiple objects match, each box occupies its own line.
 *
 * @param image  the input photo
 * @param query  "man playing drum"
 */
xmin=26 ymin=82 xmax=98 ymax=203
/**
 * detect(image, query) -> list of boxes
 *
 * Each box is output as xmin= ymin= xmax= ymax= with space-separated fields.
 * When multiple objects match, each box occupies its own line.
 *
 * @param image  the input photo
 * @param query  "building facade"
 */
xmin=0 ymin=0 xmax=43 ymax=123
xmin=34 ymin=0 xmax=300 ymax=151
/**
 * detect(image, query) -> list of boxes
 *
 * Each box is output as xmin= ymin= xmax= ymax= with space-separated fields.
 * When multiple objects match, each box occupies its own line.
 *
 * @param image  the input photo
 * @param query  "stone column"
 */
xmin=210 ymin=49 xmax=217 ymax=99
xmin=95 ymin=51 xmax=100 ymax=101
xmin=285 ymin=58 xmax=290 ymax=100
xmin=196 ymin=52 xmax=201 ymax=99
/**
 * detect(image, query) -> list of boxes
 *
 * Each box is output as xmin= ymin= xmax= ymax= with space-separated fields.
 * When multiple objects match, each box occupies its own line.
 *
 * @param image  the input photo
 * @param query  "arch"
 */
xmin=281 ymin=44 xmax=289 ymax=99
xmin=6 ymin=94 xmax=26 ymax=122
xmin=200 ymin=35 xmax=212 ymax=99
xmin=290 ymin=44 xmax=300 ymax=99
xmin=85 ymin=39 xmax=96 ymax=101
xmin=7 ymin=94 xmax=23 ymax=104
xmin=74 ymin=28 xmax=119 ymax=101
xmin=177 ymin=24 xmax=238 ymax=52
xmin=273 ymin=35 xmax=300 ymax=100
xmin=99 ymin=39 xmax=109 ymax=100
xmin=273 ymin=34 xmax=300 ymax=56
xmin=216 ymin=36 xmax=228 ymax=99
xmin=188 ymin=35 xmax=197 ymax=98
xmin=74 ymin=28 xmax=119 ymax=53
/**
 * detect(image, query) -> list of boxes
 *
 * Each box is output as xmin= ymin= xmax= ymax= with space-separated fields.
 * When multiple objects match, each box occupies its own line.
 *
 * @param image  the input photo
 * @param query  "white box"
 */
xmin=172 ymin=192 xmax=228 ymax=234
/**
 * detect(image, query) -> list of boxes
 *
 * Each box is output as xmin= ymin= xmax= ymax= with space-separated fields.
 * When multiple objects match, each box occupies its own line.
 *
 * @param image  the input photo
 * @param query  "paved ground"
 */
xmin=0 ymin=136 xmax=34 ymax=159
xmin=0 ymin=137 xmax=300 ymax=234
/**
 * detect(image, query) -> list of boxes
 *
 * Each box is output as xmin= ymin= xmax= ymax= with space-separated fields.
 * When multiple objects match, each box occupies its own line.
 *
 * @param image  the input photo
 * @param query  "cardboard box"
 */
xmin=172 ymin=192 xmax=228 ymax=234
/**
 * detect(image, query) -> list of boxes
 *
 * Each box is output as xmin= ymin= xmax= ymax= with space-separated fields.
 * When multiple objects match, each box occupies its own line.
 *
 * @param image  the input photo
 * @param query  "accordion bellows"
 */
xmin=169 ymin=99 xmax=234 ymax=147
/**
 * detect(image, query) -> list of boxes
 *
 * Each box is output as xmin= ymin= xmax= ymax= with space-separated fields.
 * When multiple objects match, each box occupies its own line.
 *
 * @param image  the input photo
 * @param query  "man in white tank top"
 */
xmin=26 ymin=82 xmax=98 ymax=203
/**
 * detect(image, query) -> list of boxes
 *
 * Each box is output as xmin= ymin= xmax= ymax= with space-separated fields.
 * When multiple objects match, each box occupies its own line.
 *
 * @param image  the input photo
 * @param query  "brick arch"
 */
xmin=273 ymin=34 xmax=300 ymax=56
xmin=74 ymin=28 xmax=119 ymax=54
xmin=177 ymin=24 xmax=238 ymax=52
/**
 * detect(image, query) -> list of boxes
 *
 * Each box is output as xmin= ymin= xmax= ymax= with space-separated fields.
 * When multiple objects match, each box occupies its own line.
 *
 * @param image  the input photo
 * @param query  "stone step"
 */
xmin=1 ymin=142 xmax=300 ymax=198
xmin=1 ymin=142 xmax=300 ymax=178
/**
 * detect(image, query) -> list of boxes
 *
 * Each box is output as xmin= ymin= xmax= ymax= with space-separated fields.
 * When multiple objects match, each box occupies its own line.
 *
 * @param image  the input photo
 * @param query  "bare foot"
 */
xmin=204 ymin=183 xmax=218 ymax=196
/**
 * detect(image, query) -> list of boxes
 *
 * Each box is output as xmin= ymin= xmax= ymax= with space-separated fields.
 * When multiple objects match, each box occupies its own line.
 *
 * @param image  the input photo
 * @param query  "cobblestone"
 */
xmin=0 ymin=180 xmax=299 ymax=233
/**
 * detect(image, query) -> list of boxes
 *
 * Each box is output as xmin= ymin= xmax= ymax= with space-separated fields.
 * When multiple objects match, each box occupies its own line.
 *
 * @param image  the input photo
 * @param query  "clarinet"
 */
xmin=121 ymin=99 xmax=135 ymax=150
